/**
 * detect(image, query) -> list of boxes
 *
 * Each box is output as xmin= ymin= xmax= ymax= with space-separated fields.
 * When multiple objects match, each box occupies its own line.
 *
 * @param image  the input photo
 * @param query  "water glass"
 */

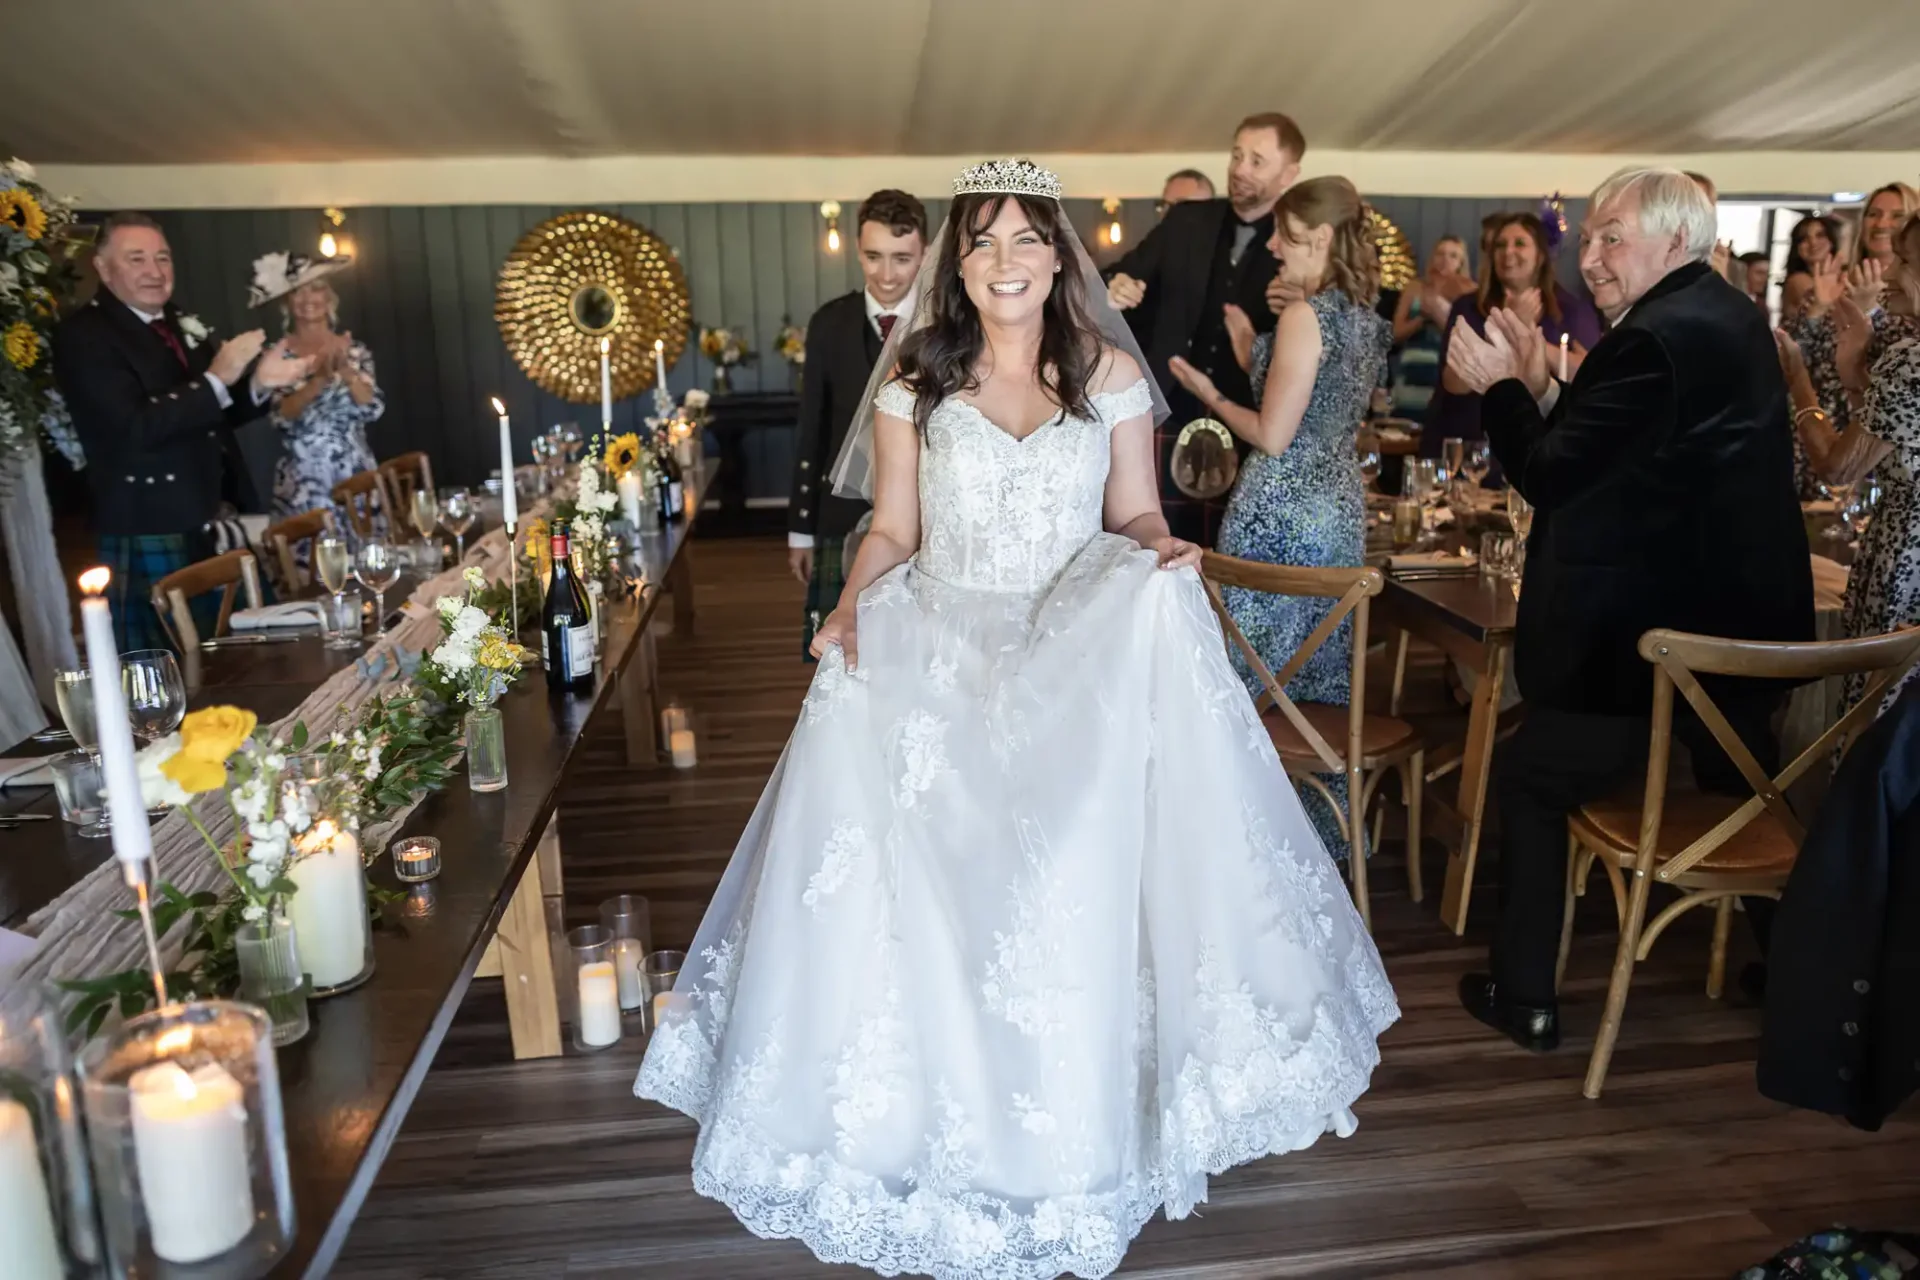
xmin=51 ymin=750 xmax=107 ymax=837
xmin=122 ymin=649 xmax=185 ymax=746
xmin=1480 ymin=532 xmax=1516 ymax=580
xmin=325 ymin=587 xmax=364 ymax=647
xmin=53 ymin=667 xmax=98 ymax=755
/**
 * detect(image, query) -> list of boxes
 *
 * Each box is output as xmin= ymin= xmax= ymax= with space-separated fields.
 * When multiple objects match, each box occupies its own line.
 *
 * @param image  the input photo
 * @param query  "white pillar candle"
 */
xmin=1558 ymin=333 xmax=1569 ymax=382
xmin=287 ymin=822 xmax=368 ymax=990
xmin=611 ymin=938 xmax=646 ymax=1011
xmin=0 ymin=1099 xmax=64 ymax=1280
xmin=669 ymin=728 xmax=698 ymax=769
xmin=491 ymin=397 xmax=516 ymax=531
xmin=600 ymin=337 xmax=613 ymax=434
xmin=128 ymin=1062 xmax=254 ymax=1264
xmin=616 ymin=469 xmax=643 ymax=528
xmin=654 ymin=338 xmax=668 ymax=398
xmin=77 ymin=569 xmax=151 ymax=878
xmin=577 ymin=962 xmax=622 ymax=1047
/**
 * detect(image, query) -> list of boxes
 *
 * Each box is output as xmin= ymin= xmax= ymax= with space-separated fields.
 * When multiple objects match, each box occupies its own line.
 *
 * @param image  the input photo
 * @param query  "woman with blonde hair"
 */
xmin=1168 ymin=175 xmax=1391 ymax=855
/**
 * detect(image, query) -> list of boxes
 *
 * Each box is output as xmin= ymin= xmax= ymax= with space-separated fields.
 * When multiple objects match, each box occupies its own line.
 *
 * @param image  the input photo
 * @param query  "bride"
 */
xmin=635 ymin=159 xmax=1398 ymax=1280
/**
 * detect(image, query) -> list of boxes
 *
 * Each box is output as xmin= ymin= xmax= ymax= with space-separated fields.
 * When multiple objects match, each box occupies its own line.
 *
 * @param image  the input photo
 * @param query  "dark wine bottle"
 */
xmin=541 ymin=520 xmax=595 ymax=692
xmin=657 ymin=448 xmax=684 ymax=525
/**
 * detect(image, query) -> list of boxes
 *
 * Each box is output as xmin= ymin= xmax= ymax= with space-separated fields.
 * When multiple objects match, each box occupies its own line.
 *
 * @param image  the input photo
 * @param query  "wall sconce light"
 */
xmin=318 ymin=207 xmax=349 ymax=259
xmin=820 ymin=201 xmax=842 ymax=254
xmin=1103 ymin=198 xmax=1124 ymax=248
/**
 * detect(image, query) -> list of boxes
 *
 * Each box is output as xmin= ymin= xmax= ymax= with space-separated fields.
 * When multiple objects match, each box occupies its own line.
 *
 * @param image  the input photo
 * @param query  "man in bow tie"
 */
xmin=787 ymin=189 xmax=927 ymax=659
xmin=54 ymin=211 xmax=312 ymax=649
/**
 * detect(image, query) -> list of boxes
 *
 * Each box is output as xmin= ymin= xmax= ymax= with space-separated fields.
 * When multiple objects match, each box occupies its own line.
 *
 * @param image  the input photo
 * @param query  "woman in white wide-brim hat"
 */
xmin=248 ymin=250 xmax=383 ymax=540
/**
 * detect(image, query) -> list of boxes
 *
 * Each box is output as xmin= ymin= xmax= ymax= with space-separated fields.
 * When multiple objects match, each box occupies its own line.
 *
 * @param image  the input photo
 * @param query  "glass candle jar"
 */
xmin=641 ymin=949 xmax=686 ymax=1035
xmin=79 ymin=1001 xmax=294 ymax=1274
xmin=660 ymin=702 xmax=698 ymax=769
xmin=565 ymin=926 xmax=623 ymax=1052
xmin=0 ymin=984 xmax=102 ymax=1278
xmin=391 ymin=836 xmax=442 ymax=884
xmin=599 ymin=894 xmax=653 ymax=1013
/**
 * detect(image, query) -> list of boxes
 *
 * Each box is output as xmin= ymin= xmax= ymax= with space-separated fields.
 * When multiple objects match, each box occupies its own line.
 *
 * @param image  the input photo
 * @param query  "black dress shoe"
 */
xmin=1458 ymin=972 xmax=1561 ymax=1053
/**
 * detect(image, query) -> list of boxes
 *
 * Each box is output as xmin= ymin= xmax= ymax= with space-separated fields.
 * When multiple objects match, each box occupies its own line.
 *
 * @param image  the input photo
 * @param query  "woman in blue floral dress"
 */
xmin=1170 ymin=176 xmax=1390 ymax=855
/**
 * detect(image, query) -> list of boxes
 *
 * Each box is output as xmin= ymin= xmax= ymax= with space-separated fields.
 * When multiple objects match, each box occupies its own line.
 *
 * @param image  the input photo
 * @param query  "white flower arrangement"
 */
xmin=422 ymin=570 xmax=530 ymax=709
xmin=682 ymin=388 xmax=710 ymax=411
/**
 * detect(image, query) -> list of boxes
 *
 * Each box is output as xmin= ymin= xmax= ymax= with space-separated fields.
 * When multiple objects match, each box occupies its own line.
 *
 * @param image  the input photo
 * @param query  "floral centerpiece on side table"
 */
xmin=697 ymin=325 xmax=753 ymax=394
xmin=417 ymin=566 xmax=532 ymax=791
xmin=774 ymin=317 xmax=805 ymax=392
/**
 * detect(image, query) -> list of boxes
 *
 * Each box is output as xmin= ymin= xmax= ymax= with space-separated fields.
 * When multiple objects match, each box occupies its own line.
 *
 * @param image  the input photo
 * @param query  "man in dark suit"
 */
xmin=788 ymin=190 xmax=927 ymax=659
xmin=1104 ymin=112 xmax=1304 ymax=544
xmin=54 ymin=211 xmax=310 ymax=649
xmin=1447 ymin=167 xmax=1814 ymax=1051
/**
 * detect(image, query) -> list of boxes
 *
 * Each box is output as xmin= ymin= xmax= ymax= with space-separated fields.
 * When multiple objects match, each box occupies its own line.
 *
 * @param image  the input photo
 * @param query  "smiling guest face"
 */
xmin=858 ymin=220 xmax=925 ymax=309
xmin=289 ymin=280 xmax=335 ymax=326
xmin=1863 ymin=191 xmax=1907 ymax=263
xmin=960 ymin=198 xmax=1056 ymax=327
xmin=95 ymin=224 xmax=175 ymax=312
xmin=1580 ymin=194 xmax=1685 ymax=323
xmin=1491 ymin=223 xmax=1540 ymax=292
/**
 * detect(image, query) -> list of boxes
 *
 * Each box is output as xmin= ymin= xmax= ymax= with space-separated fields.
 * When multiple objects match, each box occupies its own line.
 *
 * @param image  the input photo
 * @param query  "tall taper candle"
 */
xmin=1558 ymin=333 xmax=1569 ymax=382
xmin=491 ymin=397 xmax=517 ymax=531
xmin=601 ymin=337 xmax=613 ymax=434
xmin=77 ymin=568 xmax=151 ymax=877
xmin=654 ymin=338 xmax=668 ymax=399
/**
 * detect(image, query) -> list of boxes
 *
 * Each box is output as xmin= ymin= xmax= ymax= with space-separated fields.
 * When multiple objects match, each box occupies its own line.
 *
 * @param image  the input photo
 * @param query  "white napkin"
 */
xmin=229 ymin=601 xmax=327 ymax=632
xmin=1389 ymin=550 xmax=1477 ymax=572
xmin=0 ymin=756 xmax=55 ymax=788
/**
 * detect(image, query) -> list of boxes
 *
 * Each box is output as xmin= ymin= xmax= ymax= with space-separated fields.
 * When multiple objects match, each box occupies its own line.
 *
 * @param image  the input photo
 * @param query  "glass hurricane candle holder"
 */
xmin=391 ymin=836 xmax=442 ymax=884
xmin=79 ymin=1001 xmax=294 ymax=1276
xmin=660 ymin=702 xmax=698 ymax=769
xmin=641 ymin=950 xmax=686 ymax=1035
xmin=282 ymin=758 xmax=373 ymax=997
xmin=598 ymin=895 xmax=653 ymax=1013
xmin=565 ymin=926 xmax=622 ymax=1052
xmin=0 ymin=983 xmax=103 ymax=1278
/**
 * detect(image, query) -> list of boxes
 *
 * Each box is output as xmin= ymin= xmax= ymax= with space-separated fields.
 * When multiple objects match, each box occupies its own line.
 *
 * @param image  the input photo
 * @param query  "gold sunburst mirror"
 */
xmin=495 ymin=210 xmax=692 ymax=404
xmin=1367 ymin=208 xmax=1416 ymax=293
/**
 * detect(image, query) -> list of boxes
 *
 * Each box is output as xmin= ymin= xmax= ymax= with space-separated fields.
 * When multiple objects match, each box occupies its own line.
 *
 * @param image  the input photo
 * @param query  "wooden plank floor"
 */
xmin=335 ymin=537 xmax=1917 ymax=1279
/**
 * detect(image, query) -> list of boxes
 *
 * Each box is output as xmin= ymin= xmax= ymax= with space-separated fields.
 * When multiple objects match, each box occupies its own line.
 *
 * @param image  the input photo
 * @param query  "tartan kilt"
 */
xmin=801 ymin=537 xmax=848 ymax=662
xmin=97 ymin=532 xmax=216 ymax=654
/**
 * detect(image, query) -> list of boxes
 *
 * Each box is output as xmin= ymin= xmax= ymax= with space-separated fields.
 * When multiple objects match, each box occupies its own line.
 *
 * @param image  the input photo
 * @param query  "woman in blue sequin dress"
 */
xmin=1170 ymin=176 xmax=1390 ymax=856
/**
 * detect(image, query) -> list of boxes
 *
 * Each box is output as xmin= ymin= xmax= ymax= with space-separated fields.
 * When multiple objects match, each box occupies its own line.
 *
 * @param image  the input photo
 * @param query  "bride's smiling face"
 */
xmin=960 ymin=199 xmax=1058 ymax=327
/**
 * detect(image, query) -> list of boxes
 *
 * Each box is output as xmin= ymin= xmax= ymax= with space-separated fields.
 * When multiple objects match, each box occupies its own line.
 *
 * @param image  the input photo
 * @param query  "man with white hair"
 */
xmin=1446 ymin=166 xmax=1813 ymax=1053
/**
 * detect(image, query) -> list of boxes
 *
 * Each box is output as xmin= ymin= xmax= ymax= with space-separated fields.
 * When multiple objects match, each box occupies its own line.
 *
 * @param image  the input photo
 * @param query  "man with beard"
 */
xmin=1105 ymin=113 xmax=1305 ymax=544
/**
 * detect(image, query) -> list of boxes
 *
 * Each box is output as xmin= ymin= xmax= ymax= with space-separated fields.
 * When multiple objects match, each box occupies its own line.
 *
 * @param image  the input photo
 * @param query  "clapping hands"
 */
xmin=1446 ymin=308 xmax=1549 ymax=399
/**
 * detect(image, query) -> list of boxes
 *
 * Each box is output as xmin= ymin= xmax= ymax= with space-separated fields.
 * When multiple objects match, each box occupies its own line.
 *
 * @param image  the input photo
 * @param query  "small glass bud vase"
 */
xmin=465 ymin=705 xmax=508 ymax=793
xmin=79 ymin=1001 xmax=294 ymax=1276
xmin=0 ymin=983 xmax=103 ymax=1277
xmin=565 ymin=926 xmax=623 ymax=1053
xmin=641 ymin=950 xmax=686 ymax=1035
xmin=233 ymin=911 xmax=310 ymax=1047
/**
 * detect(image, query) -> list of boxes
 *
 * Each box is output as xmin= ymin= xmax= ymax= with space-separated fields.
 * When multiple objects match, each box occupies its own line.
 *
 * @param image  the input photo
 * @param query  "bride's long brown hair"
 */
xmin=893 ymin=190 xmax=1104 ymax=435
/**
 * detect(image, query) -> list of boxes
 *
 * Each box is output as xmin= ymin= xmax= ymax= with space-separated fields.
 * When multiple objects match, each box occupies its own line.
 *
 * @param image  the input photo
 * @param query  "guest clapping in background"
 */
xmin=1780 ymin=214 xmax=1843 ymax=325
xmin=248 ymin=252 xmax=382 ymax=530
xmin=1738 ymin=251 xmax=1772 ymax=307
xmin=1388 ymin=235 xmax=1474 ymax=417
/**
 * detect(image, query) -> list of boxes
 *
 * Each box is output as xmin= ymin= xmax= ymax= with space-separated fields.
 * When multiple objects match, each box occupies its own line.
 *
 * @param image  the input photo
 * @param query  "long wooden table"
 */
xmin=0 ymin=487 xmax=703 ymax=1278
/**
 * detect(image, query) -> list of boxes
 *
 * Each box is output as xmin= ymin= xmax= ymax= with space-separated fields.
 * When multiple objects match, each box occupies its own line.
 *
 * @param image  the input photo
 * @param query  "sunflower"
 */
xmin=0 ymin=188 xmax=47 ymax=241
xmin=603 ymin=432 xmax=642 ymax=477
xmin=521 ymin=516 xmax=550 ymax=561
xmin=3 ymin=321 xmax=39 ymax=370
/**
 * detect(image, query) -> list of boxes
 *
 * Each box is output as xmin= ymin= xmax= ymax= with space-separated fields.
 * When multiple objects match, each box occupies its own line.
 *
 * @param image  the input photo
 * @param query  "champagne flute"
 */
xmin=1463 ymin=441 xmax=1492 ymax=488
xmin=1441 ymin=437 xmax=1466 ymax=481
xmin=442 ymin=487 xmax=476 ymax=562
xmin=1357 ymin=447 xmax=1382 ymax=493
xmin=354 ymin=540 xmax=401 ymax=635
xmin=410 ymin=487 xmax=441 ymax=568
xmin=315 ymin=534 xmax=357 ymax=650
xmin=1507 ymin=487 xmax=1534 ymax=541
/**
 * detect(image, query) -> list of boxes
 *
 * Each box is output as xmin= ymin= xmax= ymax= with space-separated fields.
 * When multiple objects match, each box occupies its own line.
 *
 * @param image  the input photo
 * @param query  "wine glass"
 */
xmin=354 ymin=540 xmax=401 ymax=635
xmin=442 ymin=487 xmax=476 ymax=562
xmin=1506 ymin=487 xmax=1534 ymax=541
xmin=410 ymin=487 xmax=440 ymax=565
xmin=559 ymin=423 xmax=584 ymax=464
xmin=122 ymin=650 xmax=185 ymax=745
xmin=1463 ymin=441 xmax=1492 ymax=488
xmin=314 ymin=534 xmax=357 ymax=650
xmin=54 ymin=666 xmax=99 ymax=756
xmin=1441 ymin=437 xmax=1466 ymax=481
xmin=1844 ymin=482 xmax=1879 ymax=552
xmin=1357 ymin=447 xmax=1382 ymax=493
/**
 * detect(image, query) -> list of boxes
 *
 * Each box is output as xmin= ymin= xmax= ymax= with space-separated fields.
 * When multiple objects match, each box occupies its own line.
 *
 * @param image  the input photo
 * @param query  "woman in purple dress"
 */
xmin=1423 ymin=212 xmax=1603 ymax=481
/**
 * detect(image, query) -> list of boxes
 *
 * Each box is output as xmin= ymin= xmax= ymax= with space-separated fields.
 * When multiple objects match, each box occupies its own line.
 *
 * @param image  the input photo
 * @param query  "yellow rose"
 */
xmin=159 ymin=752 xmax=229 ymax=795
xmin=176 ymin=705 xmax=257 ymax=764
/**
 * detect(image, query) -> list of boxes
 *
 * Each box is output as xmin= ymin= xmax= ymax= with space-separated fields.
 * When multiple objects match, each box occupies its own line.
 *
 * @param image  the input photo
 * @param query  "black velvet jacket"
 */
xmin=1482 ymin=261 xmax=1814 ymax=715
xmin=788 ymin=291 xmax=880 ymax=543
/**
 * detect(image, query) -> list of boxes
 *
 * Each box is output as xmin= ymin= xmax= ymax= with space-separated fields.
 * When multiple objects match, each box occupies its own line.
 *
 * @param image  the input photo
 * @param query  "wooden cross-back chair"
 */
xmin=331 ymin=469 xmax=391 ymax=540
xmin=262 ymin=507 xmax=333 ymax=595
xmin=1569 ymin=624 xmax=1920 ymax=1099
xmin=149 ymin=550 xmax=263 ymax=651
xmin=379 ymin=452 xmax=435 ymax=517
xmin=1200 ymin=553 xmax=1426 ymax=932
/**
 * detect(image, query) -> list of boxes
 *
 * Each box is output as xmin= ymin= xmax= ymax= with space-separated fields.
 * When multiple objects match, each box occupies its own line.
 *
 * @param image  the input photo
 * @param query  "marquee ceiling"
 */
xmin=10 ymin=0 xmax=1920 ymax=165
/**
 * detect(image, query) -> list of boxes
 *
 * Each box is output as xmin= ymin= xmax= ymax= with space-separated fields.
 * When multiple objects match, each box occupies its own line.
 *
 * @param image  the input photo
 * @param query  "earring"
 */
xmin=1054 ymin=263 xmax=1062 ymax=273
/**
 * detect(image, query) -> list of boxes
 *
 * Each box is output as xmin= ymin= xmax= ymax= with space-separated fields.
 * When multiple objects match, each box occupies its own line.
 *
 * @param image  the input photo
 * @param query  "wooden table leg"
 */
xmin=621 ymin=626 xmax=660 ymax=766
xmin=496 ymin=811 xmax=566 ymax=1060
xmin=670 ymin=545 xmax=695 ymax=638
xmin=1438 ymin=640 xmax=1508 ymax=935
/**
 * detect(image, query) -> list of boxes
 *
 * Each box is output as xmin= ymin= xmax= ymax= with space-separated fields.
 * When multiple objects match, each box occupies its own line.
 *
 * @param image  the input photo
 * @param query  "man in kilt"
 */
xmin=788 ymin=190 xmax=927 ymax=659
xmin=55 ymin=212 xmax=309 ymax=650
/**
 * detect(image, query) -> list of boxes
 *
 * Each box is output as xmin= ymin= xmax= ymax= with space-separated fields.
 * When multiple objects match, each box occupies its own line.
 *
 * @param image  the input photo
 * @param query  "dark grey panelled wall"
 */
xmin=141 ymin=194 xmax=1585 ymax=500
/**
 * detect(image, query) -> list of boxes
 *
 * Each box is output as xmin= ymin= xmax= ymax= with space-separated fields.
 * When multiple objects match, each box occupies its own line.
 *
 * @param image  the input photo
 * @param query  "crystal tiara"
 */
xmin=952 ymin=159 xmax=1063 ymax=201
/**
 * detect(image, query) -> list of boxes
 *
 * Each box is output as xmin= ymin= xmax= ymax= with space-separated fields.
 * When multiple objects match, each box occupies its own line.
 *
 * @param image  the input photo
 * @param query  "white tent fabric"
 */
xmin=0 ymin=443 xmax=73 ymax=749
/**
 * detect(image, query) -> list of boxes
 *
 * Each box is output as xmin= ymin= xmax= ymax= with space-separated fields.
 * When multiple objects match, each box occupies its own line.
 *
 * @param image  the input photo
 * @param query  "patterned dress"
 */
xmin=1217 ymin=288 xmax=1391 ymax=856
xmin=1841 ymin=315 xmax=1920 ymax=716
xmin=270 ymin=340 xmax=383 ymax=526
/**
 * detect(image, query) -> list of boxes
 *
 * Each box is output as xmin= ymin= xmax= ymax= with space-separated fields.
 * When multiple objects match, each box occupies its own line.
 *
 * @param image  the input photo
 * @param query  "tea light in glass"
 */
xmin=566 ymin=926 xmax=623 ymax=1051
xmin=392 ymin=836 xmax=442 ymax=883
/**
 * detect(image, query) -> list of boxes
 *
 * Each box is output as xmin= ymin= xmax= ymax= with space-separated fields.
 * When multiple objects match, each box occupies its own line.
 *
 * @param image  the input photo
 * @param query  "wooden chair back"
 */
xmin=1199 ymin=552 xmax=1383 ymax=775
xmin=331 ymin=469 xmax=391 ymax=540
xmin=262 ymin=507 xmax=333 ymax=594
xmin=149 ymin=550 xmax=263 ymax=650
xmin=379 ymin=452 xmax=435 ymax=516
xmin=1632 ymin=625 xmax=1920 ymax=884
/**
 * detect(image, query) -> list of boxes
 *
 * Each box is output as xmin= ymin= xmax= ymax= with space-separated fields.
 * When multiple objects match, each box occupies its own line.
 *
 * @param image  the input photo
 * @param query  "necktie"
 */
xmin=877 ymin=313 xmax=897 ymax=343
xmin=149 ymin=318 xmax=189 ymax=369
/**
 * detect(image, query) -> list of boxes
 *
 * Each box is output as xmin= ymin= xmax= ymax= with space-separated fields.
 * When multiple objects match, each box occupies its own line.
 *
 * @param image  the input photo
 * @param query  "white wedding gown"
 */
xmin=635 ymin=378 xmax=1399 ymax=1280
